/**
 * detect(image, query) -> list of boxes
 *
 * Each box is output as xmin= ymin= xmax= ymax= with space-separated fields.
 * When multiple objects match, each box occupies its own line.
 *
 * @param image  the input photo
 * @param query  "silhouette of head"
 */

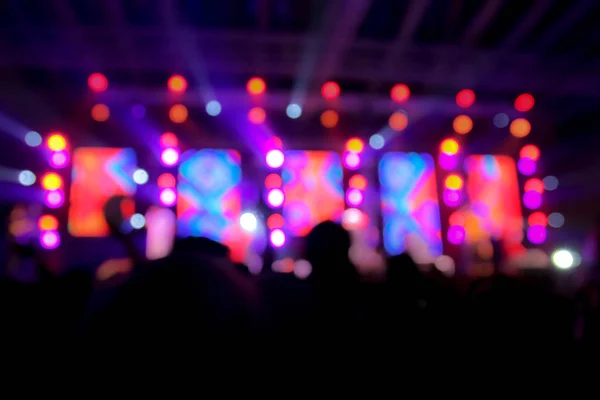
xmin=305 ymin=221 xmax=354 ymax=283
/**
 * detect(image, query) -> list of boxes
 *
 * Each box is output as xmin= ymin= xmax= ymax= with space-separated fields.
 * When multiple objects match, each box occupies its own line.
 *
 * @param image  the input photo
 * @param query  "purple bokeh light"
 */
xmin=346 ymin=188 xmax=364 ymax=206
xmin=523 ymin=190 xmax=542 ymax=209
xmin=270 ymin=229 xmax=286 ymax=248
xmin=40 ymin=230 xmax=60 ymax=250
xmin=517 ymin=157 xmax=536 ymax=176
xmin=343 ymin=151 xmax=361 ymax=170
xmin=447 ymin=225 xmax=465 ymax=245
xmin=159 ymin=187 xmax=177 ymax=207
xmin=443 ymin=188 xmax=462 ymax=207
xmin=50 ymin=151 xmax=69 ymax=168
xmin=527 ymin=225 xmax=547 ymax=244
xmin=161 ymin=148 xmax=180 ymax=166
xmin=266 ymin=188 xmax=285 ymax=207
xmin=265 ymin=149 xmax=284 ymax=169
xmin=438 ymin=153 xmax=458 ymax=171
xmin=45 ymin=190 xmax=64 ymax=208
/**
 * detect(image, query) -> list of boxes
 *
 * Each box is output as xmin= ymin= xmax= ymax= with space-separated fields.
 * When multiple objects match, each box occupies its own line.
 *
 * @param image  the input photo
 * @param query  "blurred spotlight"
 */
xmin=439 ymin=153 xmax=458 ymax=170
xmin=449 ymin=211 xmax=465 ymax=226
xmin=168 ymin=75 xmax=187 ymax=94
xmin=443 ymin=189 xmax=462 ymax=207
xmin=342 ymin=208 xmax=367 ymax=230
xmin=294 ymin=259 xmax=312 ymax=279
xmin=321 ymin=81 xmax=340 ymax=100
xmin=515 ymin=93 xmax=535 ymax=112
xmin=453 ymin=115 xmax=472 ymax=134
xmin=240 ymin=212 xmax=258 ymax=232
xmin=527 ymin=225 xmax=546 ymax=244
xmin=391 ymin=84 xmax=410 ymax=103
xmin=157 ymin=173 xmax=176 ymax=188
xmin=130 ymin=213 xmax=146 ymax=229
xmin=38 ymin=215 xmax=58 ymax=231
xmin=45 ymin=190 xmax=64 ymax=208
xmin=88 ymin=73 xmax=108 ymax=92
xmin=160 ymin=132 xmax=178 ymax=148
xmin=264 ymin=173 xmax=283 ymax=189
xmin=510 ymin=118 xmax=531 ymax=138
xmin=369 ymin=134 xmax=385 ymax=149
xmin=343 ymin=151 xmax=361 ymax=170
xmin=517 ymin=157 xmax=536 ymax=175
xmin=320 ymin=110 xmax=339 ymax=128
xmin=41 ymin=172 xmax=62 ymax=190
xmin=248 ymin=107 xmax=266 ymax=124
xmin=389 ymin=111 xmax=408 ymax=131
xmin=528 ymin=212 xmax=548 ymax=227
xmin=523 ymin=191 xmax=542 ymax=209
xmin=456 ymin=89 xmax=475 ymax=108
xmin=346 ymin=188 xmax=364 ymax=206
xmin=131 ymin=104 xmax=146 ymax=119
xmin=160 ymin=148 xmax=180 ymax=166
xmin=543 ymin=175 xmax=559 ymax=191
xmin=50 ymin=151 xmax=69 ymax=168
xmin=247 ymin=77 xmax=266 ymax=95
xmin=265 ymin=149 xmax=284 ymax=168
xmin=40 ymin=230 xmax=60 ymax=249
xmin=520 ymin=144 xmax=540 ymax=161
xmin=133 ymin=168 xmax=149 ymax=185
xmin=493 ymin=113 xmax=509 ymax=128
xmin=435 ymin=255 xmax=455 ymax=276
xmin=169 ymin=104 xmax=188 ymax=123
xmin=91 ymin=104 xmax=110 ymax=122
xmin=445 ymin=174 xmax=463 ymax=190
xmin=270 ymin=229 xmax=286 ymax=247
xmin=524 ymin=178 xmax=544 ymax=193
xmin=24 ymin=131 xmax=42 ymax=147
xmin=18 ymin=170 xmax=36 ymax=186
xmin=266 ymin=188 xmax=285 ymax=207
xmin=267 ymin=214 xmax=285 ymax=229
xmin=286 ymin=104 xmax=302 ymax=119
xmin=346 ymin=138 xmax=364 ymax=153
xmin=159 ymin=187 xmax=177 ymax=207
xmin=267 ymin=136 xmax=283 ymax=149
xmin=440 ymin=138 xmax=459 ymax=155
xmin=206 ymin=100 xmax=222 ymax=116
xmin=548 ymin=212 xmax=565 ymax=228
xmin=348 ymin=174 xmax=367 ymax=190
xmin=447 ymin=225 xmax=465 ymax=245
xmin=552 ymin=249 xmax=574 ymax=270
xmin=47 ymin=133 xmax=67 ymax=151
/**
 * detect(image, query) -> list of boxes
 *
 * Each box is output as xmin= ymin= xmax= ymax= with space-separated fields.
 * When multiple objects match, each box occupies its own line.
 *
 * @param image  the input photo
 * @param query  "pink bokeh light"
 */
xmin=159 ymin=187 xmax=177 ymax=206
xmin=523 ymin=190 xmax=542 ymax=209
xmin=527 ymin=225 xmax=546 ymax=244
xmin=447 ymin=225 xmax=465 ymax=245
xmin=346 ymin=188 xmax=364 ymax=207
xmin=50 ymin=151 xmax=69 ymax=168
xmin=438 ymin=153 xmax=458 ymax=170
xmin=270 ymin=229 xmax=286 ymax=247
xmin=161 ymin=148 xmax=180 ymax=166
xmin=40 ymin=230 xmax=60 ymax=249
xmin=343 ymin=151 xmax=361 ymax=170
xmin=265 ymin=149 xmax=284 ymax=168
xmin=45 ymin=190 xmax=65 ymax=208
xmin=266 ymin=188 xmax=285 ymax=207
xmin=517 ymin=157 xmax=536 ymax=176
xmin=443 ymin=188 xmax=462 ymax=207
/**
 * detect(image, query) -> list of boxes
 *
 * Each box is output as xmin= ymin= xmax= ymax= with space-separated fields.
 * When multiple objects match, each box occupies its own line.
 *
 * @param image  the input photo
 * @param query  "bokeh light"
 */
xmin=240 ymin=212 xmax=258 ymax=232
xmin=321 ymin=81 xmax=340 ymax=100
xmin=18 ymin=170 xmax=36 ymax=186
xmin=543 ymin=176 xmax=559 ymax=191
xmin=453 ymin=115 xmax=473 ymax=134
xmin=286 ymin=104 xmax=302 ymax=119
xmin=169 ymin=104 xmax=188 ymax=123
xmin=247 ymin=77 xmax=266 ymax=95
xmin=270 ymin=229 xmax=286 ymax=247
xmin=515 ymin=93 xmax=534 ymax=112
xmin=493 ymin=113 xmax=509 ymax=128
xmin=523 ymin=191 xmax=542 ymax=209
xmin=346 ymin=138 xmax=364 ymax=153
xmin=320 ymin=110 xmax=339 ymax=128
xmin=342 ymin=208 xmax=367 ymax=230
xmin=449 ymin=212 xmax=465 ymax=226
xmin=160 ymin=148 xmax=180 ymax=166
xmin=445 ymin=174 xmax=463 ymax=190
xmin=267 ymin=188 xmax=285 ymax=207
xmin=369 ymin=134 xmax=385 ymax=149
xmin=130 ymin=214 xmax=146 ymax=229
xmin=40 ymin=230 xmax=60 ymax=250
xmin=346 ymin=188 xmax=364 ymax=207
xmin=41 ymin=172 xmax=63 ymax=190
xmin=447 ymin=225 xmax=466 ymax=245
xmin=133 ymin=169 xmax=149 ymax=185
xmin=348 ymin=175 xmax=367 ymax=190
xmin=50 ymin=151 xmax=69 ymax=168
xmin=47 ymin=134 xmax=67 ymax=151
xmin=91 ymin=104 xmax=110 ymax=122
xmin=264 ymin=173 xmax=283 ymax=188
xmin=88 ymin=73 xmax=108 ymax=92
xmin=168 ymin=75 xmax=187 ymax=93
xmin=552 ymin=249 xmax=574 ymax=270
xmin=438 ymin=153 xmax=458 ymax=170
xmin=520 ymin=144 xmax=540 ymax=161
xmin=524 ymin=178 xmax=544 ymax=193
xmin=248 ymin=107 xmax=266 ymax=124
xmin=343 ymin=151 xmax=361 ymax=170
xmin=265 ymin=149 xmax=284 ymax=168
xmin=157 ymin=173 xmax=176 ymax=188
xmin=267 ymin=136 xmax=283 ymax=150
xmin=38 ymin=215 xmax=58 ymax=231
xmin=528 ymin=212 xmax=548 ymax=227
xmin=45 ymin=190 xmax=64 ymax=208
xmin=548 ymin=212 xmax=564 ymax=228
xmin=456 ymin=89 xmax=475 ymax=108
xmin=206 ymin=100 xmax=222 ymax=116
xmin=267 ymin=214 xmax=285 ymax=230
xmin=517 ymin=157 xmax=536 ymax=176
xmin=391 ymin=84 xmax=410 ymax=102
xmin=510 ymin=118 xmax=531 ymax=138
xmin=159 ymin=187 xmax=177 ymax=207
xmin=527 ymin=225 xmax=546 ymax=244
xmin=389 ymin=112 xmax=408 ymax=131
xmin=160 ymin=132 xmax=178 ymax=148
xmin=440 ymin=138 xmax=459 ymax=155
xmin=25 ymin=131 xmax=42 ymax=147
xmin=443 ymin=188 xmax=462 ymax=207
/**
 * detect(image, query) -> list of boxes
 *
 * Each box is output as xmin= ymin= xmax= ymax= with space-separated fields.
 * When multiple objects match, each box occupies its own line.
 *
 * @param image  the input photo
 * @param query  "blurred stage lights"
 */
xmin=130 ymin=213 xmax=146 ymax=229
xmin=50 ymin=151 xmax=69 ymax=168
xmin=346 ymin=188 xmax=364 ymax=207
xmin=168 ymin=74 xmax=187 ymax=94
xmin=321 ymin=81 xmax=340 ymax=100
xmin=543 ymin=176 xmax=559 ymax=191
xmin=159 ymin=187 xmax=177 ymax=207
xmin=91 ymin=104 xmax=110 ymax=122
xmin=346 ymin=138 xmax=364 ymax=153
xmin=320 ymin=110 xmax=339 ymax=128
xmin=265 ymin=149 xmax=284 ymax=169
xmin=267 ymin=188 xmax=285 ymax=207
xmin=247 ymin=77 xmax=266 ymax=96
xmin=88 ymin=73 xmax=108 ymax=92
xmin=389 ymin=112 xmax=408 ymax=131
xmin=527 ymin=225 xmax=546 ymax=244
xmin=161 ymin=148 xmax=180 ymax=166
xmin=169 ymin=104 xmax=188 ymax=123
xmin=40 ymin=230 xmax=60 ymax=250
xmin=493 ymin=113 xmax=509 ymax=128
xmin=240 ymin=212 xmax=258 ymax=232
xmin=157 ymin=173 xmax=176 ymax=188
xmin=552 ymin=249 xmax=578 ymax=270
xmin=440 ymin=138 xmax=459 ymax=155
xmin=548 ymin=212 xmax=565 ymax=228
xmin=343 ymin=151 xmax=361 ymax=170
xmin=206 ymin=100 xmax=222 ymax=116
xmin=517 ymin=157 xmax=536 ymax=176
xmin=18 ymin=170 xmax=36 ymax=186
xmin=248 ymin=107 xmax=266 ymax=124
xmin=456 ymin=89 xmax=475 ymax=108
xmin=391 ymin=84 xmax=410 ymax=103
xmin=47 ymin=133 xmax=67 ymax=151
xmin=369 ymin=134 xmax=385 ymax=149
xmin=270 ymin=229 xmax=286 ymax=247
xmin=453 ymin=115 xmax=472 ymax=135
xmin=41 ymin=172 xmax=63 ymax=190
xmin=510 ymin=118 xmax=531 ymax=138
xmin=286 ymin=104 xmax=302 ymax=119
xmin=38 ymin=215 xmax=58 ymax=231
xmin=45 ymin=190 xmax=64 ymax=208
xmin=25 ymin=131 xmax=42 ymax=147
xmin=520 ymin=144 xmax=540 ymax=161
xmin=515 ymin=93 xmax=535 ymax=112
xmin=133 ymin=168 xmax=149 ymax=185
xmin=160 ymin=132 xmax=178 ymax=148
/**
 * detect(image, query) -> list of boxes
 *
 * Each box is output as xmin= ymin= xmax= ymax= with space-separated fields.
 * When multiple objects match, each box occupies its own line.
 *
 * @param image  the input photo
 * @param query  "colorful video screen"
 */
xmin=379 ymin=152 xmax=442 ymax=256
xmin=282 ymin=151 xmax=344 ymax=236
xmin=177 ymin=149 xmax=248 ymax=261
xmin=69 ymin=147 xmax=137 ymax=237
xmin=464 ymin=155 xmax=523 ymax=247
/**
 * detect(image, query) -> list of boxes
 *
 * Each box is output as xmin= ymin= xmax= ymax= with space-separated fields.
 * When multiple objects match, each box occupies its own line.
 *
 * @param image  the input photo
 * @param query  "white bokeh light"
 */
xmin=133 ymin=168 xmax=149 ymax=185
xmin=369 ymin=134 xmax=385 ymax=149
xmin=130 ymin=213 xmax=146 ymax=229
xmin=206 ymin=100 xmax=222 ymax=116
xmin=552 ymin=249 xmax=575 ymax=270
xmin=24 ymin=131 xmax=42 ymax=147
xmin=240 ymin=212 xmax=258 ymax=232
xmin=286 ymin=104 xmax=302 ymax=119
xmin=18 ymin=170 xmax=36 ymax=186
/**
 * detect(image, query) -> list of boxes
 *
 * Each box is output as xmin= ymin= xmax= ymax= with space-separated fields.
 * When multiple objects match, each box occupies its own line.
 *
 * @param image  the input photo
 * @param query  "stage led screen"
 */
xmin=379 ymin=152 xmax=442 ymax=256
xmin=282 ymin=151 xmax=344 ymax=236
xmin=464 ymin=155 xmax=523 ymax=245
xmin=69 ymin=147 xmax=137 ymax=237
xmin=177 ymin=149 xmax=247 ymax=260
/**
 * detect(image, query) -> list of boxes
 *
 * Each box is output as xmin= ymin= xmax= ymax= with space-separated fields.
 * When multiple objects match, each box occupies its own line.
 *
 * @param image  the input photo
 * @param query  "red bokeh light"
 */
xmin=267 ymin=214 xmax=285 ymax=230
xmin=520 ymin=144 xmax=540 ymax=161
xmin=528 ymin=212 xmax=547 ymax=227
xmin=391 ymin=84 xmax=410 ymax=103
xmin=247 ymin=77 xmax=266 ymax=96
xmin=264 ymin=174 xmax=283 ymax=189
xmin=88 ymin=73 xmax=108 ymax=92
xmin=321 ymin=82 xmax=340 ymax=100
xmin=168 ymin=75 xmax=187 ymax=94
xmin=248 ymin=107 xmax=266 ymax=124
xmin=524 ymin=178 xmax=544 ymax=194
xmin=160 ymin=132 xmax=178 ymax=148
xmin=456 ymin=89 xmax=475 ymax=108
xmin=267 ymin=136 xmax=283 ymax=149
xmin=157 ymin=173 xmax=176 ymax=188
xmin=515 ymin=93 xmax=534 ymax=112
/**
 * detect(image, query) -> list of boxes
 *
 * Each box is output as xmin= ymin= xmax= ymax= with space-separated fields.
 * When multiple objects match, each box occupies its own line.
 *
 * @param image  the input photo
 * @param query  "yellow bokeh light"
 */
xmin=346 ymin=138 xmax=364 ymax=153
xmin=38 ymin=215 xmax=59 ymax=231
xmin=320 ymin=110 xmax=339 ymax=128
xmin=445 ymin=174 xmax=463 ymax=190
xmin=440 ymin=138 xmax=459 ymax=155
xmin=510 ymin=118 xmax=531 ymax=138
xmin=91 ymin=104 xmax=110 ymax=122
xmin=453 ymin=115 xmax=472 ymax=134
xmin=169 ymin=104 xmax=188 ymax=123
xmin=47 ymin=134 xmax=67 ymax=151
xmin=389 ymin=112 xmax=408 ymax=131
xmin=41 ymin=173 xmax=63 ymax=190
